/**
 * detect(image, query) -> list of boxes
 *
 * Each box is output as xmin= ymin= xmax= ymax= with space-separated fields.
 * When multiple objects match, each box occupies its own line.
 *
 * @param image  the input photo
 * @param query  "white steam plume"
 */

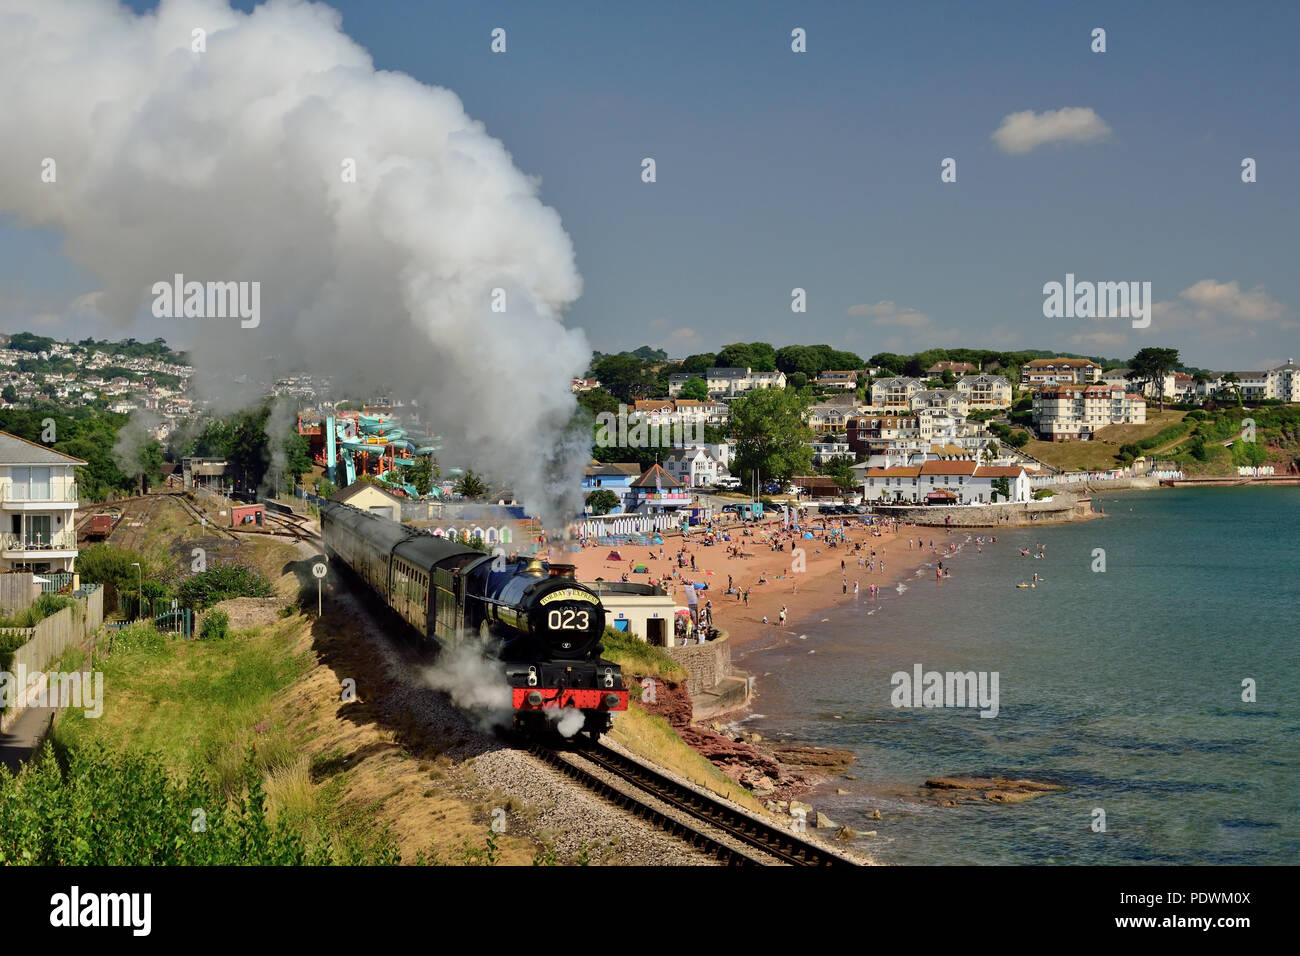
xmin=111 ymin=408 xmax=164 ymax=478
xmin=0 ymin=0 xmax=591 ymax=531
xmin=420 ymin=644 xmax=513 ymax=732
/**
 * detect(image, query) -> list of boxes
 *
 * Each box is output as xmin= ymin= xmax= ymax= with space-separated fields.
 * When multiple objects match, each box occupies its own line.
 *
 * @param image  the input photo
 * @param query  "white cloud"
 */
xmin=991 ymin=107 xmax=1111 ymax=154
xmin=1149 ymin=280 xmax=1291 ymax=336
xmin=847 ymin=300 xmax=933 ymax=328
xmin=1178 ymin=279 xmax=1285 ymax=322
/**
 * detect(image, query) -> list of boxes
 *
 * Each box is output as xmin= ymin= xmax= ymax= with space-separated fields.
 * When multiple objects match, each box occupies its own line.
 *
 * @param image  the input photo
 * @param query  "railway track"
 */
xmin=530 ymin=740 xmax=859 ymax=867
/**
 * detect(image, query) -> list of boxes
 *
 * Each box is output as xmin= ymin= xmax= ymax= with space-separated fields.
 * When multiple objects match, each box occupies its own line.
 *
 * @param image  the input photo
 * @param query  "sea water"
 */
xmin=733 ymin=487 xmax=1300 ymax=865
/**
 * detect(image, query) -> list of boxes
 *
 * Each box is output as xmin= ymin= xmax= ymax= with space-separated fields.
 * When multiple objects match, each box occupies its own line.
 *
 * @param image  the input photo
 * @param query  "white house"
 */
xmin=0 ymin=431 xmax=83 ymax=573
xmin=662 ymin=448 xmax=723 ymax=488
xmin=861 ymin=461 xmax=1031 ymax=505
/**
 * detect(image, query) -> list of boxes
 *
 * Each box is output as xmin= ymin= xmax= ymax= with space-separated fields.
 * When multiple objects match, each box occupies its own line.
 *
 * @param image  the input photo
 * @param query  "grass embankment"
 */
xmin=1160 ymin=404 xmax=1300 ymax=474
xmin=1024 ymin=410 xmax=1189 ymax=471
xmin=28 ymin=611 xmax=540 ymax=865
xmin=602 ymin=628 xmax=767 ymax=815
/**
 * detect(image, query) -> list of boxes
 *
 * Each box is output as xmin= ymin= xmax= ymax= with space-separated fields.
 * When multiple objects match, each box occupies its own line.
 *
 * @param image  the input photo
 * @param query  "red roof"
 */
xmin=629 ymin=464 xmax=682 ymax=489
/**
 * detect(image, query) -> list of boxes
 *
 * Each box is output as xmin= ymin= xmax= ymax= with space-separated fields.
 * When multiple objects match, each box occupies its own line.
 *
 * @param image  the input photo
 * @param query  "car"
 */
xmin=714 ymin=476 xmax=742 ymax=490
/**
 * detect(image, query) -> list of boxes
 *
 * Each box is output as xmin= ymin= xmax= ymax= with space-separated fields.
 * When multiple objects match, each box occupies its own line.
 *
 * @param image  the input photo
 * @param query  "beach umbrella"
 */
xmin=675 ymin=608 xmax=690 ymax=616
xmin=803 ymin=532 xmax=814 ymax=538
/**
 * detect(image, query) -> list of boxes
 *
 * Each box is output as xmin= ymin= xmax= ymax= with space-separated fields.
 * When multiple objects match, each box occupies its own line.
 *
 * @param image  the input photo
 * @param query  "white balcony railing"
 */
xmin=1 ymin=530 xmax=78 ymax=552
xmin=0 ymin=483 xmax=78 ymax=504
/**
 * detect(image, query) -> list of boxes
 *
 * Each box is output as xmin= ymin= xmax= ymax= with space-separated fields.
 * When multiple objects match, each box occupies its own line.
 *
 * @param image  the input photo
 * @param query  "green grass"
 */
xmin=601 ymin=626 xmax=686 ymax=686
xmin=54 ymin=619 xmax=310 ymax=790
xmin=1024 ymin=410 xmax=1189 ymax=471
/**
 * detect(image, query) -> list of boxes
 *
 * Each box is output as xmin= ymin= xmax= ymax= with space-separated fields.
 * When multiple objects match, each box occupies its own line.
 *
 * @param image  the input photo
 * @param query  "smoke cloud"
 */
xmin=0 ymin=0 xmax=591 ymax=531
xmin=111 ymin=409 xmax=164 ymax=478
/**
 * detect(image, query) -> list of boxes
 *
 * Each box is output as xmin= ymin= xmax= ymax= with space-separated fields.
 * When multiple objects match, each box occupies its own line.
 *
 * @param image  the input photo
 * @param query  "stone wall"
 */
xmin=666 ymin=631 xmax=732 ymax=699
xmin=873 ymin=493 xmax=1080 ymax=527
xmin=1037 ymin=476 xmax=1160 ymax=493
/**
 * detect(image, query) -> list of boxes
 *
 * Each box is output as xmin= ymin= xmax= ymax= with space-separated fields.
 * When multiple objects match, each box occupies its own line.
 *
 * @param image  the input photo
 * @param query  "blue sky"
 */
xmin=3 ymin=0 xmax=1297 ymax=371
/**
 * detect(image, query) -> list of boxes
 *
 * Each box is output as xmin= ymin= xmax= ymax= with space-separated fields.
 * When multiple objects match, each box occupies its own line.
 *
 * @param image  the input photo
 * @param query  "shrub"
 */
xmin=200 ymin=609 xmax=231 ymax=641
xmin=177 ymin=563 xmax=273 ymax=611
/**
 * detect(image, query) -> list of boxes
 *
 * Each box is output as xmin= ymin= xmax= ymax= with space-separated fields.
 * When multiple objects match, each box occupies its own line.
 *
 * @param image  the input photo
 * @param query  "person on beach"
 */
xmin=854 ymin=581 xmax=859 ymax=595
xmin=842 ymin=578 xmax=847 ymax=594
xmin=779 ymin=605 xmax=787 ymax=626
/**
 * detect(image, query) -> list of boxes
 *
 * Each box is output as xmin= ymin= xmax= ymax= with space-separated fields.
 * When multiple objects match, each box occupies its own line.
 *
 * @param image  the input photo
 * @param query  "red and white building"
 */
xmin=861 ymin=461 xmax=1032 ymax=504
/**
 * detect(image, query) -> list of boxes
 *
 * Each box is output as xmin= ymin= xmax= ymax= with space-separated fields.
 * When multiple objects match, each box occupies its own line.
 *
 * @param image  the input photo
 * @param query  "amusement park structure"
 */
xmin=298 ymin=409 xmax=445 ymax=498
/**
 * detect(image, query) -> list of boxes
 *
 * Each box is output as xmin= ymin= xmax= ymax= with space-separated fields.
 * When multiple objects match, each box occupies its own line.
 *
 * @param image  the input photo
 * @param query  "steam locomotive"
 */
xmin=319 ymin=500 xmax=628 ymax=735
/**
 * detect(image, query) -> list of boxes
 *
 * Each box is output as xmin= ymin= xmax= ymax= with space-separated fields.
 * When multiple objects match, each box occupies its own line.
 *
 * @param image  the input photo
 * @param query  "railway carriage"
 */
xmin=320 ymin=501 xmax=627 ymax=734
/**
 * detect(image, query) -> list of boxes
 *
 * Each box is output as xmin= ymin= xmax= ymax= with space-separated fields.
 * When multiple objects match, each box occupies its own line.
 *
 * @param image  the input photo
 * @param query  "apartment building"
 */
xmin=666 ymin=367 xmax=786 ymax=398
xmin=870 ymin=376 xmax=925 ymax=409
xmin=1020 ymin=358 xmax=1103 ymax=387
xmin=955 ymin=374 xmax=1013 ymax=409
xmin=1032 ymin=384 xmax=1147 ymax=441
xmin=0 ymin=431 xmax=83 ymax=573
xmin=910 ymin=388 xmax=969 ymax=419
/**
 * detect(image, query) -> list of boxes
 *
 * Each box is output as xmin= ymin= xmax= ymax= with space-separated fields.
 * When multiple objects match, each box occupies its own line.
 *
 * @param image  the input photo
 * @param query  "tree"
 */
xmin=678 ymin=377 xmax=709 ymax=401
xmin=727 ymin=386 xmax=813 ymax=483
xmin=137 ymin=439 xmax=165 ymax=491
xmin=1 ymin=385 xmax=16 ymax=404
xmin=585 ymin=489 xmax=619 ymax=515
xmin=1128 ymin=347 xmax=1181 ymax=412
xmin=283 ymin=433 xmax=313 ymax=489
xmin=716 ymin=342 xmax=776 ymax=372
xmin=590 ymin=354 xmax=657 ymax=403
xmin=576 ymin=387 xmax=620 ymax=418
xmin=983 ymin=442 xmax=998 ymax=464
xmin=990 ymin=477 xmax=1011 ymax=502
xmin=407 ymin=454 xmax=439 ymax=496
xmin=454 ymin=470 xmax=488 ymax=498
xmin=870 ymin=353 xmax=907 ymax=375
xmin=1007 ymin=430 xmax=1030 ymax=448
xmin=818 ymin=454 xmax=858 ymax=490
xmin=314 ymin=476 xmax=337 ymax=498
xmin=679 ymin=353 xmax=716 ymax=373
xmin=1219 ymin=372 xmax=1243 ymax=408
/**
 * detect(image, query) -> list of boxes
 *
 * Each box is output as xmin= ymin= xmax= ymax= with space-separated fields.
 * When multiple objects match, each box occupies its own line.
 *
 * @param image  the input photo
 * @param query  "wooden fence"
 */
xmin=0 ymin=572 xmax=41 ymax=616
xmin=2 ymin=585 xmax=104 ymax=679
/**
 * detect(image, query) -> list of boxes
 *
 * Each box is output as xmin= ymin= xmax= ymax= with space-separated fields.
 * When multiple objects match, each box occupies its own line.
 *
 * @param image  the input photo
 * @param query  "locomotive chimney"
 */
xmin=547 ymin=563 xmax=576 ymax=578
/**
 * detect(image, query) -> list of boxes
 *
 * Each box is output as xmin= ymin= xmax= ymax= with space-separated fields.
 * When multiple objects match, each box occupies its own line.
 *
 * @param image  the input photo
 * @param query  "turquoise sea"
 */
xmin=732 ymin=487 xmax=1300 ymax=865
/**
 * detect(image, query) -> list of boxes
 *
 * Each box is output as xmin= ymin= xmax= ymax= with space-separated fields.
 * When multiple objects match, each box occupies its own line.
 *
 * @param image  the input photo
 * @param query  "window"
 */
xmin=26 ymin=515 xmax=51 ymax=547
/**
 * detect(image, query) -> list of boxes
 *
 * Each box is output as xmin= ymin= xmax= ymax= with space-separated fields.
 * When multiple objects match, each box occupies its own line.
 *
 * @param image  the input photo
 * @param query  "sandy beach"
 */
xmin=562 ymin=513 xmax=969 ymax=651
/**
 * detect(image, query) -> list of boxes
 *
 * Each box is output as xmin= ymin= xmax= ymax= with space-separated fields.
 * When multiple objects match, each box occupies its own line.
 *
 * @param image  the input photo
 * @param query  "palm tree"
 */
xmin=454 ymin=470 xmax=488 ymax=499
